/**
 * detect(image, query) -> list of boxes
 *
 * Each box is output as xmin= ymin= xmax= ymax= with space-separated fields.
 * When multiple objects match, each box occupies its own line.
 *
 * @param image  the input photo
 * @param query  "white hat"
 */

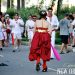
xmin=5 ymin=14 xmax=9 ymax=18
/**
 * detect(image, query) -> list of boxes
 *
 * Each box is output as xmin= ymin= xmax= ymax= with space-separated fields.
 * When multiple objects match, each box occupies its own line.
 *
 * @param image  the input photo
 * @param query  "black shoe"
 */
xmin=72 ymin=45 xmax=75 ymax=47
xmin=0 ymin=63 xmax=8 ymax=66
xmin=60 ymin=51 xmax=65 ymax=54
xmin=66 ymin=50 xmax=70 ymax=53
xmin=50 ymin=58 xmax=54 ymax=60
xmin=36 ymin=63 xmax=40 ymax=71
xmin=42 ymin=67 xmax=47 ymax=72
xmin=0 ymin=48 xmax=3 ymax=51
xmin=12 ymin=50 xmax=16 ymax=52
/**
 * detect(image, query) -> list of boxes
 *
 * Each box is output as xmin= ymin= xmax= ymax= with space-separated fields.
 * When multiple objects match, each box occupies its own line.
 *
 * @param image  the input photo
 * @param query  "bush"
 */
xmin=58 ymin=6 xmax=75 ymax=20
xmin=6 ymin=8 xmax=17 ymax=19
xmin=55 ymin=31 xmax=61 ymax=45
xmin=19 ymin=6 xmax=39 ymax=21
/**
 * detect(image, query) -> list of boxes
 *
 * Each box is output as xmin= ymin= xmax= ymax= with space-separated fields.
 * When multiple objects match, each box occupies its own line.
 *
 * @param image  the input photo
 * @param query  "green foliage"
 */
xmin=55 ymin=31 xmax=61 ymax=44
xmin=6 ymin=8 xmax=17 ymax=19
xmin=69 ymin=6 xmax=75 ymax=13
xmin=19 ymin=6 xmax=39 ymax=21
xmin=58 ymin=6 xmax=75 ymax=20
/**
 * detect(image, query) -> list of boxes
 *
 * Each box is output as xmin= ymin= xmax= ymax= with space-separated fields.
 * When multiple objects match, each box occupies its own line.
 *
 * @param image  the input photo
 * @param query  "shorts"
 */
xmin=3 ymin=31 xmax=7 ymax=40
xmin=60 ymin=35 xmax=69 ymax=44
xmin=0 ymin=32 xmax=4 ymax=40
xmin=12 ymin=33 xmax=22 ymax=39
xmin=28 ymin=31 xmax=33 ymax=40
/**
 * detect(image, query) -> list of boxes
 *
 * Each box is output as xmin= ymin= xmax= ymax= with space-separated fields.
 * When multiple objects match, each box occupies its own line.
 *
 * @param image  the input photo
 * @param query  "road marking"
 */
xmin=48 ymin=67 xmax=57 ymax=71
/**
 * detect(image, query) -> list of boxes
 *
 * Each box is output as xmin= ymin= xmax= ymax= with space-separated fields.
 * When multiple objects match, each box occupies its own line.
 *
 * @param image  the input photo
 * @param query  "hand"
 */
xmin=48 ymin=30 xmax=52 ymax=35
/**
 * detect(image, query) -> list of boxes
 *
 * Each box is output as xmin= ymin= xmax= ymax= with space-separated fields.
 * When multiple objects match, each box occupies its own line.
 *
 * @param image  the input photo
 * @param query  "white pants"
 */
xmin=0 ymin=32 xmax=4 ymax=40
xmin=28 ymin=30 xmax=34 ymax=40
xmin=51 ymin=31 xmax=55 ymax=58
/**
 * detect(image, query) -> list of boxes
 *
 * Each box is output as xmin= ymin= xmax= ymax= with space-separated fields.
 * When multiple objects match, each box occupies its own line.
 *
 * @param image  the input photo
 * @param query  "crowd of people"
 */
xmin=0 ymin=7 xmax=75 ymax=72
xmin=0 ymin=12 xmax=24 ymax=52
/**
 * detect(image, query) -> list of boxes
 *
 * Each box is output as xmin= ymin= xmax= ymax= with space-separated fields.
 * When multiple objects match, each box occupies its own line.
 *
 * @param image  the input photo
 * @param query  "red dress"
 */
xmin=29 ymin=27 xmax=51 ymax=61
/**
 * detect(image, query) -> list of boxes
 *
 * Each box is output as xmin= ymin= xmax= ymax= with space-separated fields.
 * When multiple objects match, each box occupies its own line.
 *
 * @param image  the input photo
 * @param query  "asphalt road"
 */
xmin=0 ymin=45 xmax=75 ymax=75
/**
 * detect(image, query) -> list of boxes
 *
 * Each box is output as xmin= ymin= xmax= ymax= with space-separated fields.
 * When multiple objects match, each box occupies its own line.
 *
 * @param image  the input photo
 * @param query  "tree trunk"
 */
xmin=11 ymin=0 xmax=14 ymax=8
xmin=21 ymin=0 xmax=25 ymax=8
xmin=57 ymin=0 xmax=62 ymax=18
xmin=0 ymin=0 xmax=1 ymax=12
xmin=17 ymin=0 xmax=20 ymax=10
xmin=7 ymin=0 xmax=10 ymax=9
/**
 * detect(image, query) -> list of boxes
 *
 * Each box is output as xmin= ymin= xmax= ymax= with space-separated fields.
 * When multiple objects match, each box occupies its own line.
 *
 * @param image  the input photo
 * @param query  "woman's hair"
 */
xmin=69 ymin=14 xmax=74 ymax=20
xmin=39 ymin=10 xmax=47 ymax=19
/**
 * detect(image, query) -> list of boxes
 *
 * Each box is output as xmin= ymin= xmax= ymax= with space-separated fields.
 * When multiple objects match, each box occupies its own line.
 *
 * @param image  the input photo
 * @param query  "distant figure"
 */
xmin=71 ymin=13 xmax=75 ymax=47
xmin=10 ymin=13 xmax=24 ymax=52
xmin=59 ymin=14 xmax=70 ymax=54
xmin=25 ymin=15 xmax=36 ymax=46
xmin=47 ymin=7 xmax=59 ymax=59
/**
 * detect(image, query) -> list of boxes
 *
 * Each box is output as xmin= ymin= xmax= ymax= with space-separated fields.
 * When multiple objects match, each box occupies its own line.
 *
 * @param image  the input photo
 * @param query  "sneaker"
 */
xmin=66 ymin=50 xmax=71 ymax=53
xmin=60 ymin=51 xmax=65 ymax=54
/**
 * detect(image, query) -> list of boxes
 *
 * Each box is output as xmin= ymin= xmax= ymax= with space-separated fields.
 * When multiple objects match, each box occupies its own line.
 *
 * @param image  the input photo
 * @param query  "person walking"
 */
xmin=29 ymin=10 xmax=52 ymax=72
xmin=59 ymin=14 xmax=70 ymax=54
xmin=47 ymin=7 xmax=59 ymax=59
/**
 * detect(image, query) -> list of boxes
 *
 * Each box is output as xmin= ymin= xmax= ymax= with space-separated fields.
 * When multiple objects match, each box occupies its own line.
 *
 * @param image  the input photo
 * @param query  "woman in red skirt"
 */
xmin=29 ymin=10 xmax=52 ymax=72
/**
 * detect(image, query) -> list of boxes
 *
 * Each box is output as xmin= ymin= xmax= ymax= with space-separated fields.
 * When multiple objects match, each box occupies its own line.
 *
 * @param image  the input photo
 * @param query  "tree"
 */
xmin=38 ymin=0 xmax=44 ymax=10
xmin=0 ymin=0 xmax=1 ymax=12
xmin=7 ymin=0 xmax=10 ymax=9
xmin=17 ymin=0 xmax=20 ymax=10
xmin=21 ymin=0 xmax=25 ymax=8
xmin=51 ymin=0 xmax=56 ymax=8
xmin=11 ymin=0 xmax=14 ymax=8
xmin=57 ymin=0 xmax=62 ymax=18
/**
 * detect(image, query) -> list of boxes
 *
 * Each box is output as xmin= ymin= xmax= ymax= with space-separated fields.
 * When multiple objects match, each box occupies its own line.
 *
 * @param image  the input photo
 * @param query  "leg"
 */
xmin=60 ymin=43 xmax=65 ymax=54
xmin=17 ymin=39 xmax=21 ymax=48
xmin=42 ymin=60 xmax=47 ymax=72
xmin=36 ymin=55 xmax=40 ymax=71
xmin=0 ymin=40 xmax=3 ymax=51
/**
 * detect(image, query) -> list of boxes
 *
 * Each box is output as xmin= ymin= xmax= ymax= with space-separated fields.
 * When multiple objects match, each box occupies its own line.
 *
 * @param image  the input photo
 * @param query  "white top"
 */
xmin=71 ymin=19 xmax=75 ymax=25
xmin=6 ymin=19 xmax=13 ymax=30
xmin=11 ymin=19 xmax=24 ymax=34
xmin=0 ymin=21 xmax=6 ymax=32
xmin=0 ymin=22 xmax=2 ymax=32
xmin=25 ymin=19 xmax=35 ymax=32
xmin=46 ymin=15 xmax=59 ymax=29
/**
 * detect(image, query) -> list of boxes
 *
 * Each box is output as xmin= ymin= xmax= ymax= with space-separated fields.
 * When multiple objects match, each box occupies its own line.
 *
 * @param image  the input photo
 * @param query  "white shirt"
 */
xmin=47 ymin=15 xmax=59 ymax=29
xmin=0 ymin=22 xmax=2 ymax=32
xmin=11 ymin=19 xmax=24 ymax=34
xmin=25 ymin=19 xmax=35 ymax=32
xmin=71 ymin=19 xmax=75 ymax=25
xmin=0 ymin=21 xmax=6 ymax=32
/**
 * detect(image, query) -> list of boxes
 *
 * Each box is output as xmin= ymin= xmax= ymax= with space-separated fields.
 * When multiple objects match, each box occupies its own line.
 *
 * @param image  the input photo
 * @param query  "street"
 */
xmin=0 ymin=45 xmax=75 ymax=75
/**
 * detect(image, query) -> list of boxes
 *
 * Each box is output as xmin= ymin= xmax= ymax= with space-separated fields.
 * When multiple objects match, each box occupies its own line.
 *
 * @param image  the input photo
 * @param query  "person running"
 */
xmin=0 ymin=15 xmax=8 ymax=47
xmin=10 ymin=13 xmax=24 ymax=52
xmin=0 ymin=12 xmax=3 ymax=51
xmin=5 ymin=14 xmax=12 ymax=45
xmin=29 ymin=10 xmax=52 ymax=72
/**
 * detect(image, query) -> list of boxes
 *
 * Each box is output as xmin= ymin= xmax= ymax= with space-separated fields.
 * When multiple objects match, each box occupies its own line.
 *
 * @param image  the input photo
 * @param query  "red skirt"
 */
xmin=29 ymin=32 xmax=51 ymax=61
